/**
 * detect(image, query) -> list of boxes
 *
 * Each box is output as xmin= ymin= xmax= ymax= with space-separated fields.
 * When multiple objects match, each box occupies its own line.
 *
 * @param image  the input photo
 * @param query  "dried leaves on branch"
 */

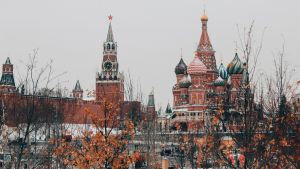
xmin=54 ymin=98 xmax=140 ymax=169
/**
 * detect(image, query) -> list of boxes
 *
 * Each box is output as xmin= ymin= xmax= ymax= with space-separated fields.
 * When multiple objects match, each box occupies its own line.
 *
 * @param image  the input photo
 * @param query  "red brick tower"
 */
xmin=195 ymin=14 xmax=217 ymax=84
xmin=0 ymin=57 xmax=16 ymax=93
xmin=96 ymin=15 xmax=124 ymax=103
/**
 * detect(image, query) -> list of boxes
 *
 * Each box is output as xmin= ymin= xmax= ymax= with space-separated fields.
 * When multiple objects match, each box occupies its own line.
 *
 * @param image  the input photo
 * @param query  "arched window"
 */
xmin=107 ymin=43 xmax=111 ymax=50
xmin=112 ymin=44 xmax=115 ymax=50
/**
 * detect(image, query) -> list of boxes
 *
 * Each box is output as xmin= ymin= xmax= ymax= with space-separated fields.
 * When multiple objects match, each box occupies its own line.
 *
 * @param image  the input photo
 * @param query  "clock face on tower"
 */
xmin=104 ymin=61 xmax=112 ymax=70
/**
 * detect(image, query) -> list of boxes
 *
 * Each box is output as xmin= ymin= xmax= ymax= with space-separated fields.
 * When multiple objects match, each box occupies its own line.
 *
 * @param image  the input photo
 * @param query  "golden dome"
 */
xmin=201 ymin=14 xmax=208 ymax=21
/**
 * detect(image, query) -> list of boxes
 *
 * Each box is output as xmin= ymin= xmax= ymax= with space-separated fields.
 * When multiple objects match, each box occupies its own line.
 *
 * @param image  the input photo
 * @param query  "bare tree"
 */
xmin=3 ymin=49 xmax=66 ymax=169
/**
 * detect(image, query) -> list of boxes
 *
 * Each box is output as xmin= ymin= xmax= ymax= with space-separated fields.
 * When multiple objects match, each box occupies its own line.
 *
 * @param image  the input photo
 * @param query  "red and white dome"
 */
xmin=187 ymin=56 xmax=207 ymax=74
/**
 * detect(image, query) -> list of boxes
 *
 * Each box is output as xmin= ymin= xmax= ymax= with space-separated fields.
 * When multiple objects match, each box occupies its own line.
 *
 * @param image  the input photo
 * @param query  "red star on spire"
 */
xmin=108 ymin=15 xmax=113 ymax=21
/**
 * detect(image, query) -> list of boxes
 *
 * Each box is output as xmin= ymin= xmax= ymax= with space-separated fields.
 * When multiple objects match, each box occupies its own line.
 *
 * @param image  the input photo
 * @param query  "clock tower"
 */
xmin=96 ymin=15 xmax=124 ymax=103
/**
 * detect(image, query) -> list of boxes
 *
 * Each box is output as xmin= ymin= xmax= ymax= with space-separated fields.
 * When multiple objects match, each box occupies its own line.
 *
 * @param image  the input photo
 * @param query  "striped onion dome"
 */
xmin=227 ymin=53 xmax=243 ymax=75
xmin=179 ymin=74 xmax=192 ymax=88
xmin=175 ymin=58 xmax=187 ymax=75
xmin=213 ymin=76 xmax=225 ymax=86
xmin=187 ymin=56 xmax=207 ymax=74
xmin=218 ymin=63 xmax=228 ymax=80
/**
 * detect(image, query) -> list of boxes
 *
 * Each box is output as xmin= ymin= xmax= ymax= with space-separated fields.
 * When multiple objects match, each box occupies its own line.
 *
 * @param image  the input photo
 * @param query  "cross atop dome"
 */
xmin=201 ymin=4 xmax=208 ymax=21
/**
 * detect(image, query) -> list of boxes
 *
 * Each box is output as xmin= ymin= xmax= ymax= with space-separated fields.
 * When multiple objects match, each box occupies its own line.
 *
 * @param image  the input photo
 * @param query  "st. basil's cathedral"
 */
xmin=168 ymin=13 xmax=250 ymax=131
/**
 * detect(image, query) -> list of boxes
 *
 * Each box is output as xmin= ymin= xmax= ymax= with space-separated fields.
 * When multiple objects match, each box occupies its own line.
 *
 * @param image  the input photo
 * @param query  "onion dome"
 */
xmin=179 ymin=74 xmax=191 ymax=88
xmin=187 ymin=56 xmax=207 ymax=74
xmin=201 ymin=14 xmax=208 ymax=21
xmin=227 ymin=53 xmax=243 ymax=75
xmin=213 ymin=76 xmax=225 ymax=87
xmin=218 ymin=63 xmax=228 ymax=80
xmin=175 ymin=58 xmax=187 ymax=75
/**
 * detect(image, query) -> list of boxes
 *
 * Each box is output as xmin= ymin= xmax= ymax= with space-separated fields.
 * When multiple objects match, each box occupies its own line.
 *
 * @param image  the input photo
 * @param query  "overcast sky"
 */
xmin=0 ymin=0 xmax=299 ymax=108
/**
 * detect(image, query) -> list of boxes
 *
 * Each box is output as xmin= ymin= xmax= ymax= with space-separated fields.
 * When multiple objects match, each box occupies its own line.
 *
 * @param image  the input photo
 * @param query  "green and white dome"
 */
xmin=213 ymin=76 xmax=225 ymax=86
xmin=218 ymin=63 xmax=228 ymax=79
xmin=227 ymin=53 xmax=243 ymax=75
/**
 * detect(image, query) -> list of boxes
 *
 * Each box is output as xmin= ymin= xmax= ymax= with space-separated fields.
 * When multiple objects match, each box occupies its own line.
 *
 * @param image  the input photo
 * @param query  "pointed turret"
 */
xmin=103 ymin=15 xmax=117 ymax=54
xmin=5 ymin=57 xmax=11 ymax=64
xmin=165 ymin=103 xmax=172 ymax=114
xmin=106 ymin=22 xmax=114 ymax=42
xmin=0 ymin=57 xmax=16 ymax=92
xmin=195 ymin=12 xmax=217 ymax=81
xmin=198 ymin=14 xmax=213 ymax=52
xmin=72 ymin=80 xmax=83 ymax=99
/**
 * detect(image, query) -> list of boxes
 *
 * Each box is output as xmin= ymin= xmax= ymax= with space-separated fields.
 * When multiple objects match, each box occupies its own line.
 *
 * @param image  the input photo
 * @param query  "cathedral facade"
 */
xmin=171 ymin=14 xmax=245 ymax=131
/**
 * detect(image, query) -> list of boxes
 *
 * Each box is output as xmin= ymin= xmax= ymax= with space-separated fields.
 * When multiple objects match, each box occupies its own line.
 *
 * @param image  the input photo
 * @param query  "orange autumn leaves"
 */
xmin=54 ymin=99 xmax=140 ymax=169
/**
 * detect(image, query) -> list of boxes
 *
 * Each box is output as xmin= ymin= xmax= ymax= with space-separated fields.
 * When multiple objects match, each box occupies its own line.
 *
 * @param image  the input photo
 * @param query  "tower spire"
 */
xmin=106 ymin=15 xmax=114 ymax=42
xmin=74 ymin=80 xmax=82 ymax=91
xmin=5 ymin=57 xmax=11 ymax=64
xmin=195 ymin=10 xmax=217 ymax=77
xmin=198 ymin=12 xmax=212 ymax=52
xmin=72 ymin=80 xmax=83 ymax=99
xmin=96 ymin=15 xmax=124 ymax=103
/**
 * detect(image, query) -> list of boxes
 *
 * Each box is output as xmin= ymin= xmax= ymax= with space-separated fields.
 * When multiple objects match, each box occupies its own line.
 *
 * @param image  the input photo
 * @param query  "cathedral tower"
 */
xmin=96 ymin=15 xmax=124 ymax=103
xmin=196 ymin=13 xmax=217 ymax=83
xmin=0 ymin=57 xmax=16 ymax=92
